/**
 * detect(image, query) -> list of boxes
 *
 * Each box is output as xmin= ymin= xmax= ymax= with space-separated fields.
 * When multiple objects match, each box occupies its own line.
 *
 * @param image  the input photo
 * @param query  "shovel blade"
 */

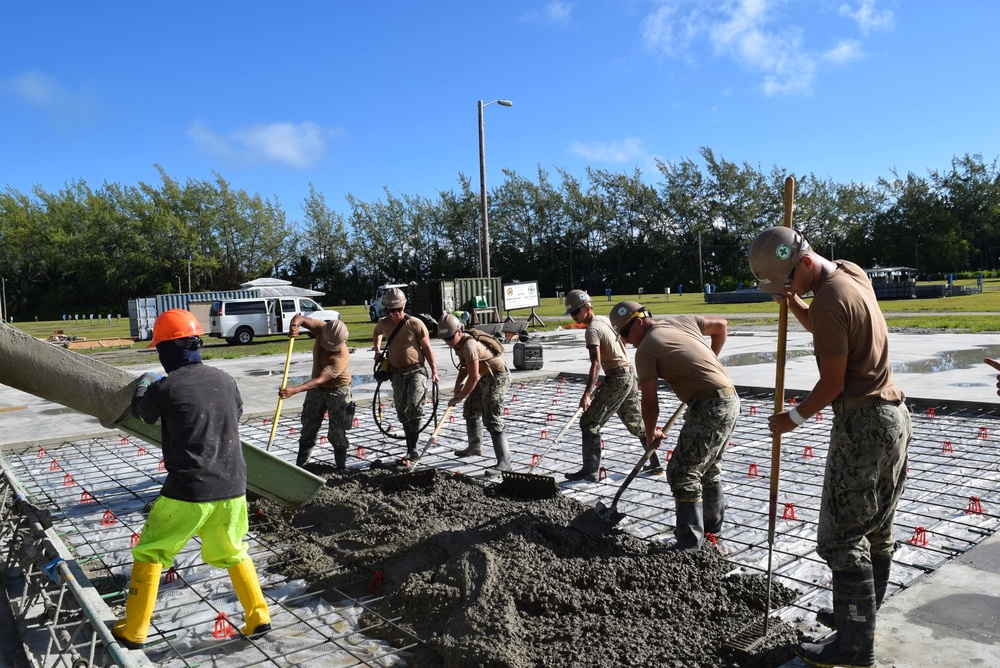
xmin=569 ymin=501 xmax=625 ymax=536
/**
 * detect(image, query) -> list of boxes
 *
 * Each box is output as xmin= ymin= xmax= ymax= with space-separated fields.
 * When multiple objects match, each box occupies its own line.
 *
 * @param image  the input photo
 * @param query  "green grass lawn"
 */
xmin=7 ymin=278 xmax=999 ymax=361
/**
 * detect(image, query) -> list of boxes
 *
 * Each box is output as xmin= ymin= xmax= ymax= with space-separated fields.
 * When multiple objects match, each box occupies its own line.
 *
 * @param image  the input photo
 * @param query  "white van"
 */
xmin=207 ymin=296 xmax=340 ymax=345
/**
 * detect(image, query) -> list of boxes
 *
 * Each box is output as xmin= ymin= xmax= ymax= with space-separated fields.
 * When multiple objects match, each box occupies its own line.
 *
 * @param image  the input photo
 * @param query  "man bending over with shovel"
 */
xmin=750 ymin=227 xmax=910 ymax=668
xmin=611 ymin=301 xmax=738 ymax=551
xmin=563 ymin=289 xmax=663 ymax=482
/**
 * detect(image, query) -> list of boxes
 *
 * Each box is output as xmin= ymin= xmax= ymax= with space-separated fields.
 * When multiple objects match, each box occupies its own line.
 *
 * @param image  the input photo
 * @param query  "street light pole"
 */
xmin=478 ymin=98 xmax=513 ymax=278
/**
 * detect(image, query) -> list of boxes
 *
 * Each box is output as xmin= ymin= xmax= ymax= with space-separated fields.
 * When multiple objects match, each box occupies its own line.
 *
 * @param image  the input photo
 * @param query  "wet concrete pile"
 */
xmin=253 ymin=464 xmax=800 ymax=668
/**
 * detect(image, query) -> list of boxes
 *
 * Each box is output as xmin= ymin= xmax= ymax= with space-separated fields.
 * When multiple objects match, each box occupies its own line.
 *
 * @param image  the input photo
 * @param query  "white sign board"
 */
xmin=502 ymin=282 xmax=539 ymax=311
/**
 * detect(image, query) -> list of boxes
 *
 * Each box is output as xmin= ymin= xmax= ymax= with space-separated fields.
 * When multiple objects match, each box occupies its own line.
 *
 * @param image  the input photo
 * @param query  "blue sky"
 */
xmin=3 ymin=1 xmax=998 ymax=228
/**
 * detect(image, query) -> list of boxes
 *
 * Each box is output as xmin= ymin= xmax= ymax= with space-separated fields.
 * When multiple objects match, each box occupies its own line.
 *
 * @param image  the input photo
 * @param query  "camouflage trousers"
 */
xmin=580 ymin=369 xmax=644 ymax=438
xmin=300 ymin=385 xmax=352 ymax=453
xmin=817 ymin=402 xmax=911 ymax=571
xmin=390 ymin=365 xmax=429 ymax=432
xmin=667 ymin=394 xmax=740 ymax=499
xmin=462 ymin=370 xmax=511 ymax=433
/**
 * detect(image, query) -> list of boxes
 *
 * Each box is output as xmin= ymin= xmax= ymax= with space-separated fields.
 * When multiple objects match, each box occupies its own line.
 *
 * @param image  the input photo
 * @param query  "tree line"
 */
xmin=2 ymin=150 xmax=999 ymax=319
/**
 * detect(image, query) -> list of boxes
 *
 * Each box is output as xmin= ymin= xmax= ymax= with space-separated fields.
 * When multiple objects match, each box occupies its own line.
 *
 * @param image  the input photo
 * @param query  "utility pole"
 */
xmin=698 ymin=230 xmax=704 ymax=289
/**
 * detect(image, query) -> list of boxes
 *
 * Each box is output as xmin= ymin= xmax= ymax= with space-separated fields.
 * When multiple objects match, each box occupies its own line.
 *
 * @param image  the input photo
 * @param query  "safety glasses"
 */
xmin=443 ymin=331 xmax=459 ymax=342
xmin=570 ymin=305 xmax=586 ymax=317
xmin=388 ymin=307 xmax=404 ymax=314
xmin=619 ymin=317 xmax=637 ymax=339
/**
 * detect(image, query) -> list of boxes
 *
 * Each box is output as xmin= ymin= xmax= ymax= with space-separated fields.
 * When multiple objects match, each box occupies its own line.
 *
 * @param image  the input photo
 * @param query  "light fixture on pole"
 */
xmin=478 ymin=98 xmax=513 ymax=278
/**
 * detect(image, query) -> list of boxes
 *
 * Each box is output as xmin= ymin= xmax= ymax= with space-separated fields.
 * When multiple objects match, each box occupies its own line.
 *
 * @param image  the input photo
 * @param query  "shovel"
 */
xmin=381 ymin=405 xmax=453 ymax=493
xmin=570 ymin=403 xmax=685 ymax=536
xmin=266 ymin=335 xmax=296 ymax=451
xmin=496 ymin=406 xmax=583 ymax=499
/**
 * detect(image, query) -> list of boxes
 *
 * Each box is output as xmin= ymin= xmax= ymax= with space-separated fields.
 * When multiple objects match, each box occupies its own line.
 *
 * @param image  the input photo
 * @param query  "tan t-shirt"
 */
xmin=374 ymin=316 xmax=428 ymax=368
xmin=456 ymin=335 xmax=506 ymax=376
xmin=585 ymin=316 xmax=630 ymax=372
xmin=313 ymin=342 xmax=351 ymax=388
xmin=809 ymin=261 xmax=904 ymax=403
xmin=634 ymin=315 xmax=733 ymax=403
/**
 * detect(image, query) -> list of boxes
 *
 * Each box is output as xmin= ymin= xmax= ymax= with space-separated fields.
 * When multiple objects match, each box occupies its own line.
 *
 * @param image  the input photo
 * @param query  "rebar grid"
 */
xmin=4 ymin=372 xmax=1000 ymax=665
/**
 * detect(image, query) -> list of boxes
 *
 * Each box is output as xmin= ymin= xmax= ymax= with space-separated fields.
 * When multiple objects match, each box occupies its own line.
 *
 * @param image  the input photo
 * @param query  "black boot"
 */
xmin=484 ymin=430 xmax=512 ymax=477
xmin=565 ymin=432 xmax=602 ymax=482
xmin=455 ymin=420 xmax=483 ymax=457
xmin=404 ymin=426 xmax=420 ymax=462
xmin=296 ymin=445 xmax=314 ymax=468
xmin=642 ymin=440 xmax=665 ymax=475
xmin=798 ymin=568 xmax=877 ymax=668
xmin=334 ymin=447 xmax=347 ymax=470
xmin=671 ymin=497 xmax=704 ymax=551
xmin=816 ymin=555 xmax=891 ymax=629
xmin=703 ymin=482 xmax=726 ymax=535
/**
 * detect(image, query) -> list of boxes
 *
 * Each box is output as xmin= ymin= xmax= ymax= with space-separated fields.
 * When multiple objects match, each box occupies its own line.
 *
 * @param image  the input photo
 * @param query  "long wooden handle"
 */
xmin=266 ymin=335 xmax=296 ymax=451
xmin=765 ymin=175 xmax=795 ymax=631
xmin=528 ymin=406 xmax=584 ymax=472
xmin=610 ymin=402 xmax=687 ymax=510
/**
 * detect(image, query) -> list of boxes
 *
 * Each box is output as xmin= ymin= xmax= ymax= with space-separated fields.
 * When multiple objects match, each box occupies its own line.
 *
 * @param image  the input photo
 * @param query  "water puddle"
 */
xmin=720 ymin=349 xmax=814 ymax=366
xmin=40 ymin=407 xmax=79 ymax=416
xmin=890 ymin=345 xmax=1000 ymax=374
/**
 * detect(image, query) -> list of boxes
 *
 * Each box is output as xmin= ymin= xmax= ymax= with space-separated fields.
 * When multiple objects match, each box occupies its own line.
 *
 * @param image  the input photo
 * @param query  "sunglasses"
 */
xmin=570 ymin=305 xmax=586 ymax=317
xmin=443 ymin=331 xmax=459 ymax=342
xmin=388 ymin=307 xmax=404 ymax=313
xmin=785 ymin=258 xmax=802 ymax=286
xmin=619 ymin=317 xmax=637 ymax=339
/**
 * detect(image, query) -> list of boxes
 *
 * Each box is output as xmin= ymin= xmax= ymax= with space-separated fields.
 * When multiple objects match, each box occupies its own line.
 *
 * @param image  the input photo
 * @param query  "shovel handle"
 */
xmin=528 ymin=406 xmax=584 ymax=472
xmin=266 ymin=335 xmax=296 ymax=451
xmin=609 ymin=402 xmax=686 ymax=510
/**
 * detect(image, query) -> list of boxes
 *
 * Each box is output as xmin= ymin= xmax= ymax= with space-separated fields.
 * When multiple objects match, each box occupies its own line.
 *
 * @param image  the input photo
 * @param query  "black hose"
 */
xmin=371 ymin=372 xmax=440 ymax=439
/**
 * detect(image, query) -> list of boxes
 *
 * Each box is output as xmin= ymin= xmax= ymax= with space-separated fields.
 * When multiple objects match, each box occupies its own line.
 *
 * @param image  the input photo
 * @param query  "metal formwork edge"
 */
xmin=0 ymin=459 xmax=152 ymax=668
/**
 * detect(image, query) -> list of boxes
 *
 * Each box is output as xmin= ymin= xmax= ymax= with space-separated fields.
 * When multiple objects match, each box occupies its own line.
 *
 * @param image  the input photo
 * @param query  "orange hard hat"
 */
xmin=148 ymin=309 xmax=205 ymax=348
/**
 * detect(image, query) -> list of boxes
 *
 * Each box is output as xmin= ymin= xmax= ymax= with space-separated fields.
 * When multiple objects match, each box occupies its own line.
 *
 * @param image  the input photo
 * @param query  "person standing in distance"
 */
xmin=749 ymin=226 xmax=911 ymax=668
xmin=563 ymin=289 xmax=663 ymax=482
xmin=438 ymin=314 xmax=512 ymax=477
xmin=279 ymin=316 xmax=353 ymax=470
xmin=372 ymin=287 xmax=439 ymax=461
xmin=113 ymin=309 xmax=269 ymax=649
xmin=611 ymin=301 xmax=739 ymax=551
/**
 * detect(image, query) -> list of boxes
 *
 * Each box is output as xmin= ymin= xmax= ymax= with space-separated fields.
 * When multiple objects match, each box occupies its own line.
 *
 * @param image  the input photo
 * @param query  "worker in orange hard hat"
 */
xmin=114 ymin=309 xmax=270 ymax=650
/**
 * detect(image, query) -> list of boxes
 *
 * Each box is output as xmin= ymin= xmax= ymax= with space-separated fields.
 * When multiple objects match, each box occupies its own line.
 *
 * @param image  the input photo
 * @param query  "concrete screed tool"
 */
xmin=495 ymin=405 xmax=583 ymax=499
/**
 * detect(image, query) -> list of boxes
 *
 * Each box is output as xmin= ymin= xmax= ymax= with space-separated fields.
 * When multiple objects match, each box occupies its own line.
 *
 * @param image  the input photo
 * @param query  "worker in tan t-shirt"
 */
xmin=439 ymin=314 xmax=511 ymax=477
xmin=611 ymin=301 xmax=739 ymax=552
xmin=750 ymin=226 xmax=911 ymax=668
xmin=279 ymin=316 xmax=353 ymax=470
xmin=562 ymin=289 xmax=662 ymax=482
xmin=373 ymin=287 xmax=439 ymax=462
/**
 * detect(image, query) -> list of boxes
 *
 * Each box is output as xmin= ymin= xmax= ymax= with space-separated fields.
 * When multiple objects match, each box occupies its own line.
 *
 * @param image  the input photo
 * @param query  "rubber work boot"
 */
xmin=671 ymin=498 xmax=705 ymax=551
xmin=404 ymin=427 xmax=420 ymax=462
xmin=484 ymin=430 xmax=513 ymax=477
xmin=798 ymin=568 xmax=877 ymax=668
xmin=455 ymin=420 xmax=484 ymax=457
xmin=295 ymin=445 xmax=314 ymax=468
xmin=228 ymin=559 xmax=272 ymax=637
xmin=334 ymin=447 xmax=347 ymax=470
xmin=112 ymin=560 xmax=162 ymax=650
xmin=816 ymin=555 xmax=892 ymax=630
xmin=565 ymin=432 xmax=602 ymax=482
xmin=702 ymin=482 xmax=726 ymax=535
xmin=642 ymin=441 xmax=665 ymax=475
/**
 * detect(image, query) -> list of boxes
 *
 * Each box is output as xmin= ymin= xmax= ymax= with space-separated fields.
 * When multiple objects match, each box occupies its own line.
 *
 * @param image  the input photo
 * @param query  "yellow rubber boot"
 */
xmin=228 ymin=559 xmax=271 ymax=636
xmin=112 ymin=561 xmax=162 ymax=650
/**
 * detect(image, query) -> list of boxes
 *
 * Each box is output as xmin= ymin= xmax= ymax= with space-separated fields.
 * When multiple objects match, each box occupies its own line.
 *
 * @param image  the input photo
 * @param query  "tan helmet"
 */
xmin=609 ymin=300 xmax=647 ymax=334
xmin=320 ymin=319 xmax=348 ymax=350
xmin=748 ymin=227 xmax=811 ymax=293
xmin=383 ymin=287 xmax=406 ymax=309
xmin=438 ymin=314 xmax=463 ymax=340
xmin=563 ymin=289 xmax=592 ymax=315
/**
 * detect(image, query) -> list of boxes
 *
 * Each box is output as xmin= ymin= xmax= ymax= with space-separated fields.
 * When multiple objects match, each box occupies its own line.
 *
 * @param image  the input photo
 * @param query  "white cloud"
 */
xmin=0 ymin=69 xmax=99 ymax=129
xmin=187 ymin=120 xmax=331 ymax=169
xmin=839 ymin=0 xmax=894 ymax=36
xmin=520 ymin=1 xmax=573 ymax=25
xmin=568 ymin=137 xmax=647 ymax=164
xmin=823 ymin=39 xmax=864 ymax=64
xmin=640 ymin=0 xmax=892 ymax=97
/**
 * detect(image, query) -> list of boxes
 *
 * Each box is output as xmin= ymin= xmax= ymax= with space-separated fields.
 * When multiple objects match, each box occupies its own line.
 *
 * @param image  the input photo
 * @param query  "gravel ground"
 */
xmin=252 ymin=463 xmax=800 ymax=668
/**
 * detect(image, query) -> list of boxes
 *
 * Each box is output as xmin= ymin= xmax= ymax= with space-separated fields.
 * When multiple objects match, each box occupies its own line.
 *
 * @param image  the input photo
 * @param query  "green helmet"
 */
xmin=563 ymin=289 xmax=592 ymax=315
xmin=609 ymin=300 xmax=646 ymax=334
xmin=438 ymin=314 xmax=463 ymax=339
xmin=748 ymin=227 xmax=810 ymax=293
